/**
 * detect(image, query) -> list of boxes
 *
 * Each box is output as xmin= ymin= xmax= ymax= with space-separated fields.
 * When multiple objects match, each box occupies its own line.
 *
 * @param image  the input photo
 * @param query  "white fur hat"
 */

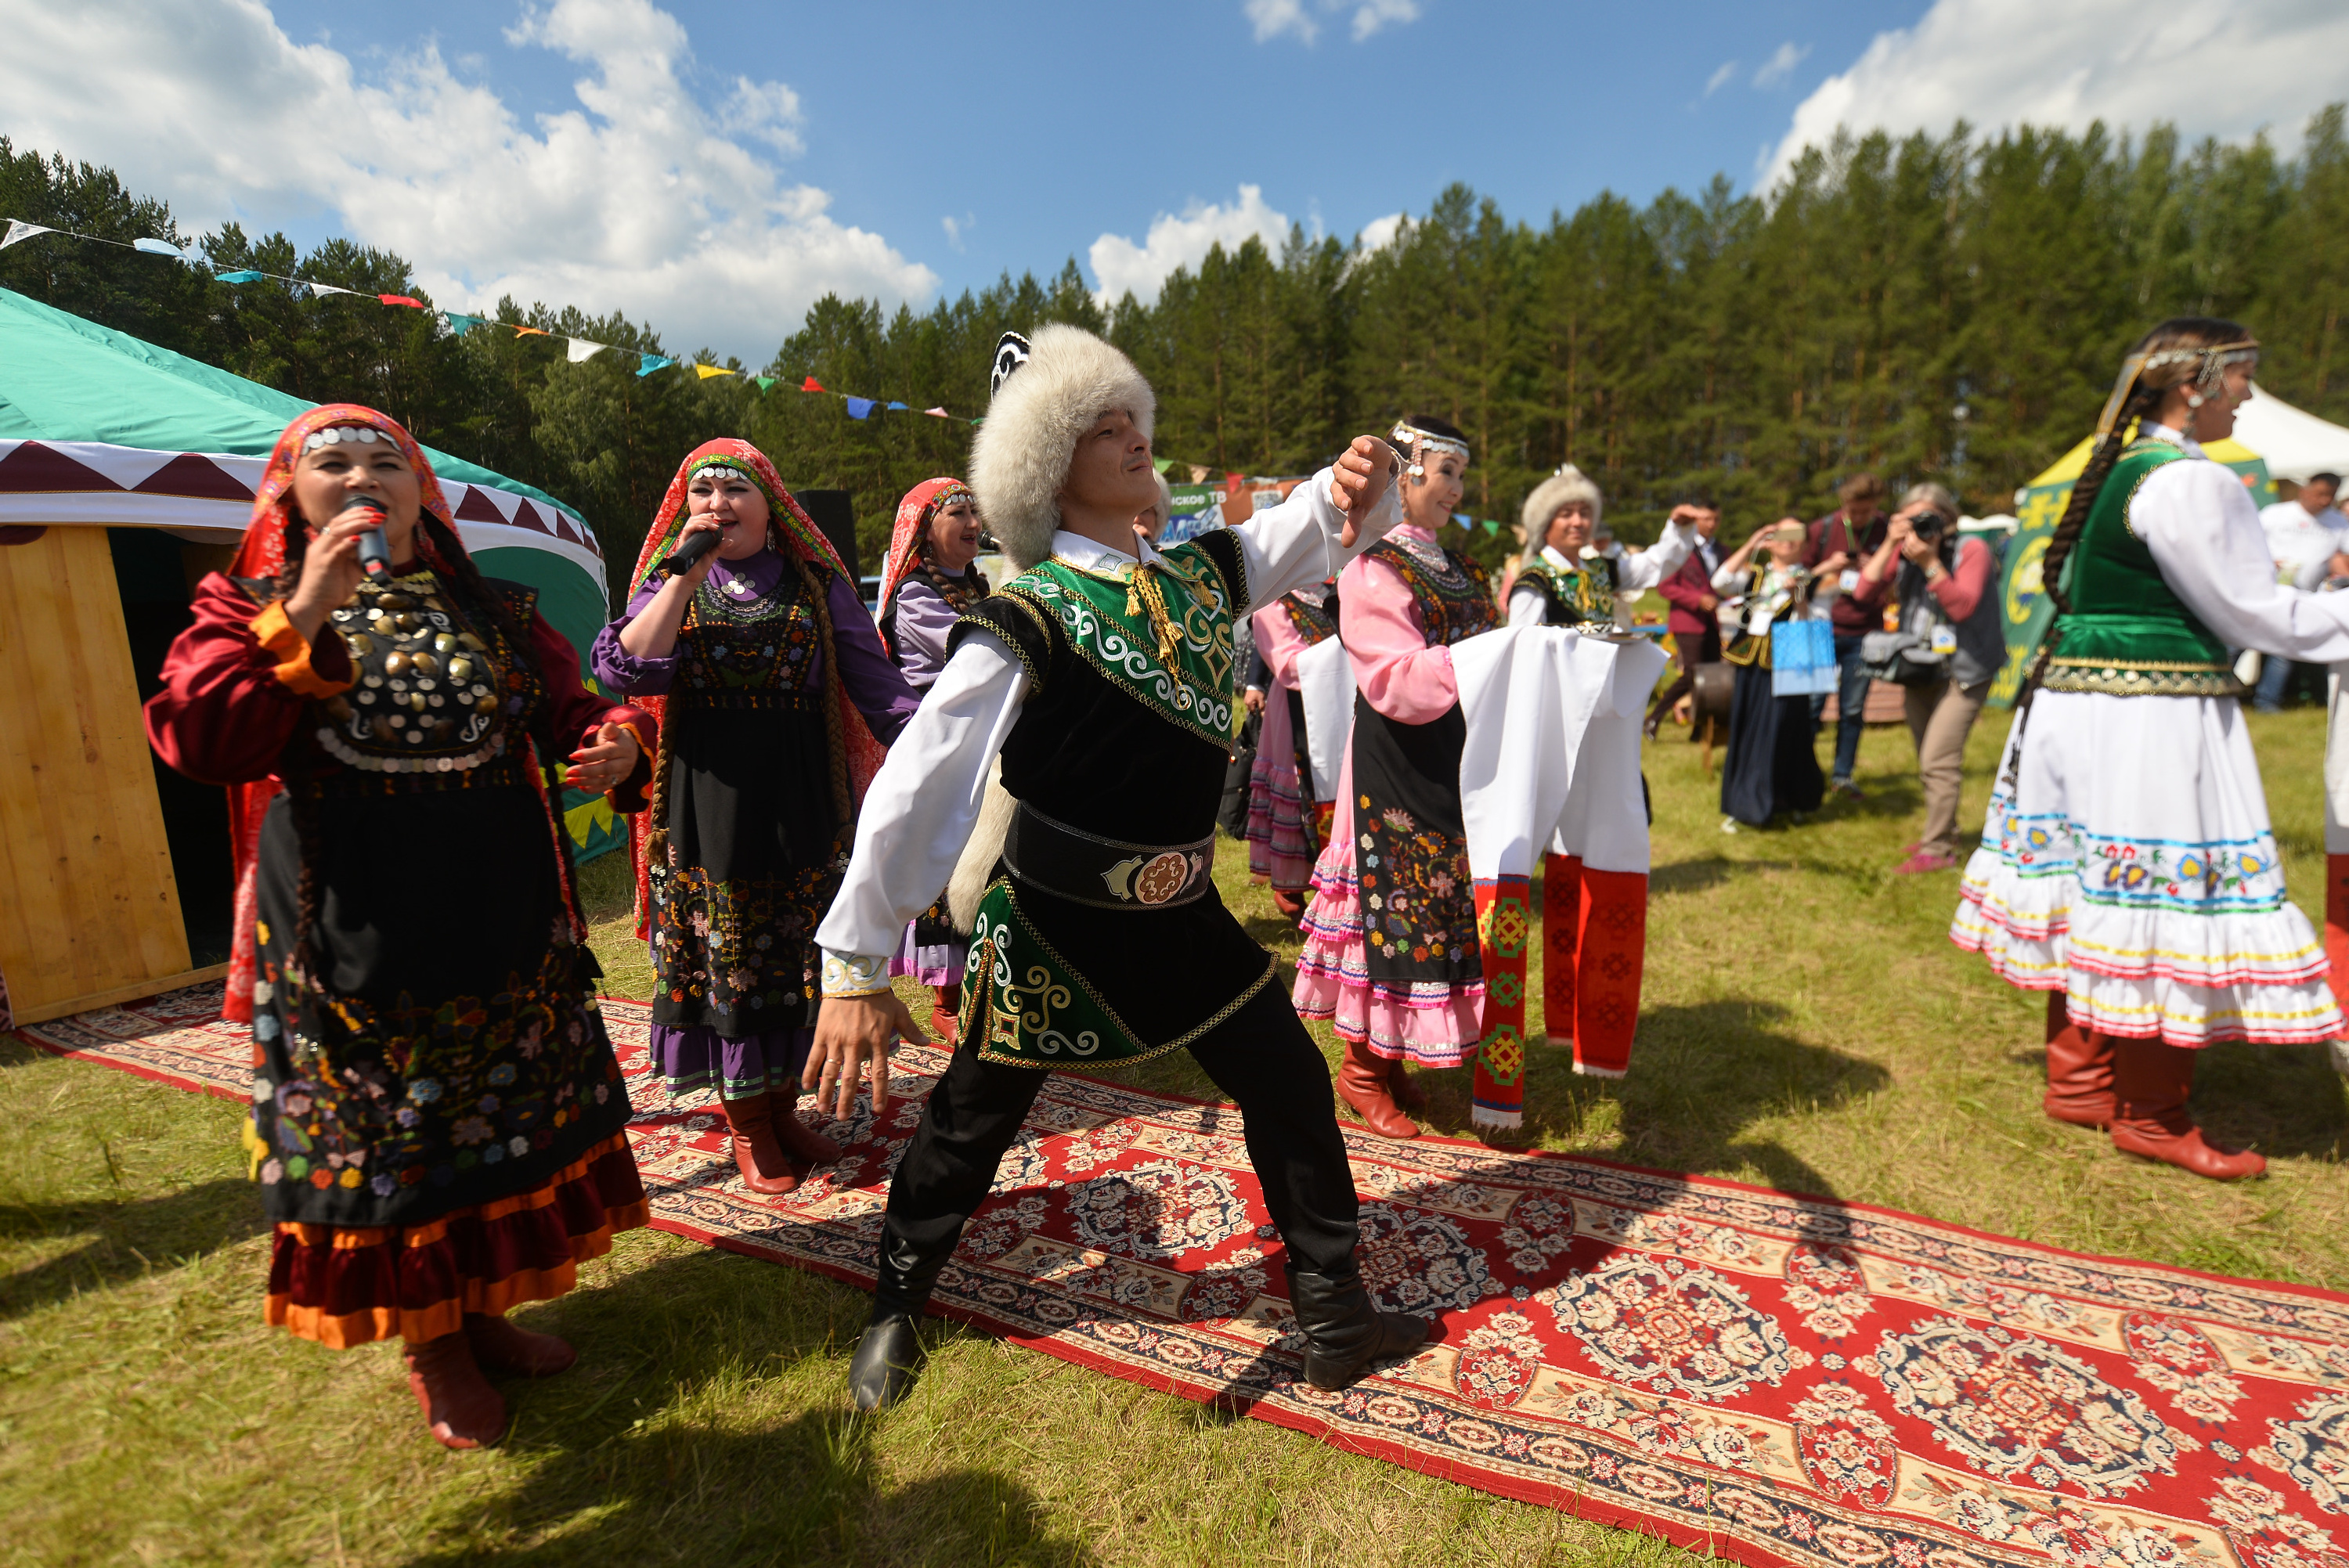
xmin=971 ymin=325 xmax=1156 ymax=569
xmin=1521 ymin=463 xmax=1604 ymax=539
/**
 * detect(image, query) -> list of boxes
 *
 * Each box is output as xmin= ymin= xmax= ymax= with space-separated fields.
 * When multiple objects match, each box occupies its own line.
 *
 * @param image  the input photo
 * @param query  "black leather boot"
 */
xmin=1286 ymin=1265 xmax=1428 ymax=1391
xmin=847 ymin=1224 xmax=954 ymax=1412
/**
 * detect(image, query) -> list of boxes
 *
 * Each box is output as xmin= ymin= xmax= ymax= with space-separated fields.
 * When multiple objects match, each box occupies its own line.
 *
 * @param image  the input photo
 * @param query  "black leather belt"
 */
xmin=1001 ymin=803 xmax=1216 ymax=911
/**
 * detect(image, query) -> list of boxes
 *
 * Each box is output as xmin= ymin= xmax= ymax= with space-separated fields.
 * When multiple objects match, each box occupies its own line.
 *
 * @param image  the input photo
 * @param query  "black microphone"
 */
xmin=343 ymin=494 xmax=392 ymax=582
xmin=658 ymin=526 xmax=723 ymax=578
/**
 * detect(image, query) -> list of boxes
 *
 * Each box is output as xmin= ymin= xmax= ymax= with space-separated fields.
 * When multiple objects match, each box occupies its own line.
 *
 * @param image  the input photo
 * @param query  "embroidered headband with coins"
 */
xmin=1390 ymin=416 xmax=1470 ymax=478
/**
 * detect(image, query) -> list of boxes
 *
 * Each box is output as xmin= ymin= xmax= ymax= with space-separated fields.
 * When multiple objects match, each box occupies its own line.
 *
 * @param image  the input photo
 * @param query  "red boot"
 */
xmin=2042 ymin=992 xmax=2115 ymax=1127
xmin=720 ymin=1094 xmax=803 ymax=1195
xmin=464 ymin=1312 xmax=577 ymax=1378
xmin=406 ymin=1331 xmax=507 ymax=1449
xmin=768 ymin=1090 xmax=843 ymax=1166
xmin=2109 ymin=1038 xmax=2265 ymax=1181
xmin=1386 ymin=1054 xmax=1429 ymax=1112
xmin=931 ymin=982 xmax=962 ymax=1047
xmin=1337 ymin=1039 xmax=1418 ymax=1139
xmin=1270 ymin=885 xmax=1304 ymax=919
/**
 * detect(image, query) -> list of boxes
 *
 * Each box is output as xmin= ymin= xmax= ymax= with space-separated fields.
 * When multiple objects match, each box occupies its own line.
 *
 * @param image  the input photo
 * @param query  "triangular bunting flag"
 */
xmin=636 ymin=355 xmax=675 ymax=377
xmin=1481 ymin=520 xmax=1501 ymax=536
xmin=844 ymin=397 xmax=876 ymax=420
xmin=0 ymin=220 xmax=55 ymax=251
xmin=133 ymin=236 xmax=195 ymax=263
xmin=756 ymin=377 xmax=776 ymax=391
xmin=311 ymin=283 xmax=356 ymax=298
xmin=445 ymin=314 xmax=483 ymax=337
xmin=1453 ymin=513 xmax=1473 ymax=528
xmin=213 ymin=270 xmax=265 ymax=283
xmin=886 ymin=402 xmax=908 ymax=411
xmin=800 ymin=377 xmax=824 ymax=393
xmin=379 ymin=294 xmax=426 ymax=309
xmin=695 ymin=364 xmax=732 ymax=379
xmin=514 ymin=326 xmax=549 ymax=337
xmin=567 ymin=338 xmax=607 ymax=363
xmin=923 ymin=407 xmax=950 ymax=418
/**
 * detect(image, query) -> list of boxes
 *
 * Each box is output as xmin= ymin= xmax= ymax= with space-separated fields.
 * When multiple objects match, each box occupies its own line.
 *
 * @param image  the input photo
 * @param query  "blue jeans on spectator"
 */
xmin=2253 ymin=651 xmax=2294 ymax=712
xmin=1816 ymin=632 xmax=1869 ymax=784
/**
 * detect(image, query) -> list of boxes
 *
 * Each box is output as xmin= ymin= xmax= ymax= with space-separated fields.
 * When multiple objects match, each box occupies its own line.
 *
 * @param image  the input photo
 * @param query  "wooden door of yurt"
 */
xmin=0 ymin=525 xmax=213 ymax=1024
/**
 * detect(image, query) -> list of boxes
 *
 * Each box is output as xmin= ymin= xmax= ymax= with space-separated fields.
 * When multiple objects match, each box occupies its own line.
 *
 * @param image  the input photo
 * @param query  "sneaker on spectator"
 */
xmin=1831 ymin=778 xmax=1864 ymax=801
xmin=1894 ymin=847 xmax=1958 ymax=874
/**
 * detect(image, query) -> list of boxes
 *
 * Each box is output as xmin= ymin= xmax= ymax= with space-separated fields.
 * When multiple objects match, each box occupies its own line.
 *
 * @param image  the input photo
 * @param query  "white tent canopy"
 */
xmin=2239 ymin=383 xmax=2349 ymax=485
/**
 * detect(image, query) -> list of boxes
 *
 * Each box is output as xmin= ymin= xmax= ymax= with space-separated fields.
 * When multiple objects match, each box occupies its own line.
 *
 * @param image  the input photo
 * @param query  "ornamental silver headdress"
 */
xmin=1389 ymin=418 xmax=1469 ymax=478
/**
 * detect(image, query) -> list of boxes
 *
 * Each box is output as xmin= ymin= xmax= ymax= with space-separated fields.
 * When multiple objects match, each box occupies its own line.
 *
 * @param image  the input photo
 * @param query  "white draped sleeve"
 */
xmin=815 ymin=633 xmax=1027 ymax=968
xmin=1229 ymin=464 xmax=1403 ymax=607
xmin=1506 ymin=583 xmax=1548 ymax=626
xmin=1611 ymin=521 xmax=1698 ymax=591
xmin=2137 ymin=459 xmax=2349 ymax=664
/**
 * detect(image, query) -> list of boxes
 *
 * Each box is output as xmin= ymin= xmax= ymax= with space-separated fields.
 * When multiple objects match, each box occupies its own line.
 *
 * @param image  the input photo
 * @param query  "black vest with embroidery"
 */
xmin=1517 ymin=554 xmax=1619 ymax=629
xmin=1366 ymin=537 xmax=1499 ymax=645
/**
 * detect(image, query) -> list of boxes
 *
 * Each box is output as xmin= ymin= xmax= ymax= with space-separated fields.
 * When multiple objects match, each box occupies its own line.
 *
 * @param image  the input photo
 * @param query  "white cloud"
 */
xmin=1350 ymin=0 xmax=1420 ymax=41
xmin=941 ymin=214 xmax=975 ymax=253
xmin=1088 ymin=185 xmax=1293 ymax=305
xmin=1244 ymin=0 xmax=1420 ymax=45
xmin=1704 ymin=61 xmax=1739 ymax=98
xmin=1752 ymin=42 xmax=1812 ymax=89
xmin=0 ymin=0 xmax=935 ymax=362
xmin=1763 ymin=0 xmax=2349 ymax=192
xmin=1356 ymin=213 xmax=1408 ymax=253
xmin=1246 ymin=0 xmax=1317 ymax=43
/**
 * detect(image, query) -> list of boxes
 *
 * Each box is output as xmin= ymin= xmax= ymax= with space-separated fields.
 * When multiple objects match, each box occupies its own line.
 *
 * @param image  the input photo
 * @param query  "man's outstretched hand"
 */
xmin=805 ymin=990 xmax=929 ymax=1123
xmin=1329 ymin=435 xmax=1400 ymax=550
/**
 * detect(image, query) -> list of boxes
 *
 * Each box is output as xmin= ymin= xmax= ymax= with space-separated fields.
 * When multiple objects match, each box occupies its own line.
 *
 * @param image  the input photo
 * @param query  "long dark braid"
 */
xmin=418 ymin=510 xmax=587 ymax=940
xmin=2004 ymin=315 xmax=2256 ymax=781
xmin=272 ymin=508 xmax=331 ymax=986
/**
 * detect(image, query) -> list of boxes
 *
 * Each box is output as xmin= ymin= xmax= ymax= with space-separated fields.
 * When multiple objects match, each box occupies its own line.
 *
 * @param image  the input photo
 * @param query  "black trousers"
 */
xmin=875 ymin=981 xmax=1360 ymax=1310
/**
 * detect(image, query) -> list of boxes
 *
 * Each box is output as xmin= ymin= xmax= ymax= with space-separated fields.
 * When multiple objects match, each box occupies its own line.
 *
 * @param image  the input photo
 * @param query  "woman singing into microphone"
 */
xmin=145 ymin=405 xmax=659 ymax=1451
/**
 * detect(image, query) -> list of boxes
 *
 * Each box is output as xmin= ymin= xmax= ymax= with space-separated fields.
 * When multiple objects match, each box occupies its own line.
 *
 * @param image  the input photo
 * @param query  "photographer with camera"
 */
xmin=1849 ymin=481 xmax=2001 ymax=874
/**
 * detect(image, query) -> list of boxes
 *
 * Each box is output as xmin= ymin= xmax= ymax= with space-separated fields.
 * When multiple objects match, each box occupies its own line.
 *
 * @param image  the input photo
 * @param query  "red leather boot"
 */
xmin=1386 ymin=1054 xmax=1429 ymax=1112
xmin=767 ymin=1089 xmax=843 ymax=1166
xmin=464 ymin=1312 xmax=577 ymax=1378
xmin=1337 ymin=1039 xmax=1418 ymax=1139
xmin=406 ymin=1330 xmax=507 ymax=1449
xmin=2109 ymin=1038 xmax=2265 ymax=1180
xmin=931 ymin=983 xmax=962 ymax=1046
xmin=2041 ymin=991 xmax=2115 ymax=1127
xmin=720 ymin=1094 xmax=803 ymax=1194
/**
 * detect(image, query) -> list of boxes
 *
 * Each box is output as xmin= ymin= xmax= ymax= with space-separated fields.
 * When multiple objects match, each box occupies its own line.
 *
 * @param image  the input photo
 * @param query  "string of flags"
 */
xmin=0 ymin=218 xmax=979 ymax=424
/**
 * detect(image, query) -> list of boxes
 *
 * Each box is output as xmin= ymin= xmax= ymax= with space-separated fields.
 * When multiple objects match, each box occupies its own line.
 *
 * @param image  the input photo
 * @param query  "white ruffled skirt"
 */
xmin=1950 ymin=690 xmax=2341 ymax=1047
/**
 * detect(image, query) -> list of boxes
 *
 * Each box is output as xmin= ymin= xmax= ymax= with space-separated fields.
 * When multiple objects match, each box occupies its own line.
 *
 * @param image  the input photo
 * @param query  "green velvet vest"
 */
xmin=2042 ymin=442 xmax=2246 ymax=697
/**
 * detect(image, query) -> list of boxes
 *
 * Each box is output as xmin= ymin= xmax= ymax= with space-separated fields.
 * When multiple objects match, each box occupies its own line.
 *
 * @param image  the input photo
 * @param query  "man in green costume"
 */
xmin=807 ymin=326 xmax=1429 ymax=1410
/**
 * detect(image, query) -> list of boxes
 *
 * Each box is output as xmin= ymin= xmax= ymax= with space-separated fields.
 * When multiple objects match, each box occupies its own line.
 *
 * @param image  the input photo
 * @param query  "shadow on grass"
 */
xmin=0 ymin=1176 xmax=265 ymax=1321
xmin=2007 ymin=1039 xmax=2349 ymax=1163
xmin=394 ymin=1247 xmax=1099 ymax=1568
xmin=1510 ymin=997 xmax=1892 ymax=1200
xmin=1646 ymin=857 xmax=1798 ymax=896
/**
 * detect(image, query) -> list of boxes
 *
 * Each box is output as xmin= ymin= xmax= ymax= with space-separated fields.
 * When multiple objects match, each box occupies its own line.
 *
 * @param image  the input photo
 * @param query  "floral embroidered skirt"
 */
xmin=1244 ymin=688 xmax=1319 ymax=892
xmin=1293 ymin=744 xmax=1485 ymax=1065
xmin=1951 ymin=690 xmax=2341 ymax=1046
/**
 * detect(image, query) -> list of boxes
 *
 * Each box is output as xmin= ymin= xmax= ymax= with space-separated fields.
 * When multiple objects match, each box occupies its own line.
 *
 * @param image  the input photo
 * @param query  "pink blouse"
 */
xmin=1251 ymin=601 xmax=1313 ymax=691
xmin=1337 ymin=524 xmax=1460 ymax=723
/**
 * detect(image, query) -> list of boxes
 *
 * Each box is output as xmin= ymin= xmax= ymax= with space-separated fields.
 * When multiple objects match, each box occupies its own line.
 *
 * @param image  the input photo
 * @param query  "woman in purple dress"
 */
xmin=594 ymin=441 xmax=917 ymax=1193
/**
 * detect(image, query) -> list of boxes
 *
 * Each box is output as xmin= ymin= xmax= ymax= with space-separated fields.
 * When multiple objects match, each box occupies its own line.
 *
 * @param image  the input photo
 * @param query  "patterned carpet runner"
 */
xmin=19 ymin=985 xmax=2349 ymax=1568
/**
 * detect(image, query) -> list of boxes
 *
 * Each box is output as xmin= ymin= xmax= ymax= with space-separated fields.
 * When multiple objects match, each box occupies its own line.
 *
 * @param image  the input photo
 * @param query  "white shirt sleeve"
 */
xmin=1613 ymin=521 xmax=1698 ymax=591
xmin=1506 ymin=582 xmax=1548 ymax=627
xmin=1710 ymin=558 xmax=1748 ymax=595
xmin=1231 ymin=464 xmax=1404 ymax=607
xmin=2137 ymin=459 xmax=2349 ymax=663
xmin=814 ymin=631 xmax=1027 ymax=964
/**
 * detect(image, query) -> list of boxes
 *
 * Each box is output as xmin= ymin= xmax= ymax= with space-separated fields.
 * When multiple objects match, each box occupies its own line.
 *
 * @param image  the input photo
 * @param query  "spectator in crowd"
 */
xmin=1848 ymin=482 xmax=2002 ymax=874
xmin=1805 ymin=472 xmax=1889 ymax=797
xmin=1646 ymin=492 xmax=1727 ymax=738
xmin=2252 ymin=472 xmax=2347 ymax=710
xmin=1714 ymin=520 xmax=1840 ymax=828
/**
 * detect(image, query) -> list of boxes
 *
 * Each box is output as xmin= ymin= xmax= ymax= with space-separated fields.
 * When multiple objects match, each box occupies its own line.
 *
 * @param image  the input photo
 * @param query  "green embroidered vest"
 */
xmin=2044 ymin=442 xmax=2243 ymax=696
xmin=995 ymin=539 xmax=1244 ymax=750
xmin=1518 ymin=554 xmax=1618 ymax=629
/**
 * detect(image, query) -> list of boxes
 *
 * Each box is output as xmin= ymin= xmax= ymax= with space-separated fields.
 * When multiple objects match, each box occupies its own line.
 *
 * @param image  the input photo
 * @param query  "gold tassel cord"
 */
xmin=1126 ymin=566 xmax=1185 ymax=670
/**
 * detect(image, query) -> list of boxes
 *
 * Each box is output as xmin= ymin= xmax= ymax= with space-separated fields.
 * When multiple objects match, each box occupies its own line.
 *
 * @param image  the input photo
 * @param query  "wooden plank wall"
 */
xmin=0 ymin=528 xmax=194 ymax=1021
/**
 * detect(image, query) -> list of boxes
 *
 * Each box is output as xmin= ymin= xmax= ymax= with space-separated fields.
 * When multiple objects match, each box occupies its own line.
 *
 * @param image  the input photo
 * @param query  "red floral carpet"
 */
xmin=20 ymin=985 xmax=2349 ymax=1567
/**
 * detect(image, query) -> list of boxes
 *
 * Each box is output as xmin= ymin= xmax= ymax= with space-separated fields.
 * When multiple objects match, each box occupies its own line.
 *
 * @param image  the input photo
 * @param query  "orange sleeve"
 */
xmin=248 ymin=600 xmax=355 ymax=699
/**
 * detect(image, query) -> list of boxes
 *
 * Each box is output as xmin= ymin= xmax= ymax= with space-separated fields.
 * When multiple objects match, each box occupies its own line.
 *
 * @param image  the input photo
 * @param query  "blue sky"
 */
xmin=3 ymin=0 xmax=2341 ymax=362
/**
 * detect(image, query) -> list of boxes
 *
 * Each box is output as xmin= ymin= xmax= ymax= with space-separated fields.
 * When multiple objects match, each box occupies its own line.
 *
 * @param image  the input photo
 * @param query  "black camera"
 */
xmin=1907 ymin=510 xmax=1950 ymax=544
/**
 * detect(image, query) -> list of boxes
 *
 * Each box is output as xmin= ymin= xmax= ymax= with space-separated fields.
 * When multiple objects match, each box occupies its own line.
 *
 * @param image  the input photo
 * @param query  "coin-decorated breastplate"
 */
xmin=249 ymin=568 xmax=543 ymax=791
xmin=674 ymin=561 xmax=821 ymax=708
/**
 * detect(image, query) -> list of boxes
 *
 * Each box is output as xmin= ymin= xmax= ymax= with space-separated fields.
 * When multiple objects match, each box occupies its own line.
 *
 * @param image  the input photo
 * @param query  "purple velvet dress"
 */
xmin=593 ymin=549 xmax=917 ymax=1099
xmin=879 ymin=571 xmax=981 ymax=986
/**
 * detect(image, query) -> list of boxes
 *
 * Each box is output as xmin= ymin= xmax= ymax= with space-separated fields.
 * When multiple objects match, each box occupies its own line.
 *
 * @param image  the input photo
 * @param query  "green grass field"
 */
xmin=5 ymin=708 xmax=2347 ymax=1566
